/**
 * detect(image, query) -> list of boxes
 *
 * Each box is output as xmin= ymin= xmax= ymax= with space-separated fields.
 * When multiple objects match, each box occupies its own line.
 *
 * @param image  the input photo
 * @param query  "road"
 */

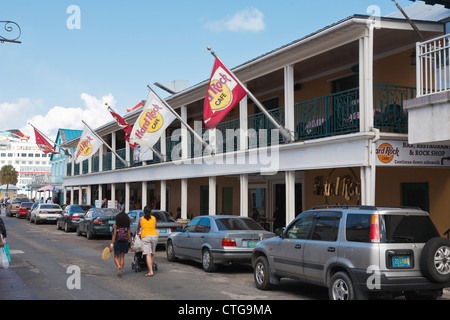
xmin=2 ymin=213 xmax=449 ymax=304
xmin=2 ymin=214 xmax=327 ymax=301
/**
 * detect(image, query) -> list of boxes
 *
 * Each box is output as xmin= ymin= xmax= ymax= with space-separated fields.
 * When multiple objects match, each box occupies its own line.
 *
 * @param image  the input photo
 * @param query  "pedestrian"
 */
xmin=109 ymin=210 xmax=133 ymax=277
xmin=0 ymin=216 xmax=6 ymax=243
xmin=136 ymin=205 xmax=158 ymax=277
xmin=101 ymin=198 xmax=108 ymax=208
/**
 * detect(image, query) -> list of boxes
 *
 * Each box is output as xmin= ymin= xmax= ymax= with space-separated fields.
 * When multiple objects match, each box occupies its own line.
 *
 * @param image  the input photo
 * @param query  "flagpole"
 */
xmin=106 ymin=105 xmax=166 ymax=162
xmin=207 ymin=47 xmax=294 ymax=143
xmin=147 ymin=85 xmax=216 ymax=155
xmin=81 ymin=120 xmax=129 ymax=167
xmin=28 ymin=122 xmax=72 ymax=157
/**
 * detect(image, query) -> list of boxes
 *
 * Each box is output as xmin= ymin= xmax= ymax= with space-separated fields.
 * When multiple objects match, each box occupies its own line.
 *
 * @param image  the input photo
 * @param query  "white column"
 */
xmin=240 ymin=174 xmax=248 ymax=217
xmin=181 ymin=106 xmax=188 ymax=160
xmin=98 ymin=184 xmax=102 ymax=207
xmin=208 ymin=176 xmax=216 ymax=215
xmin=70 ymin=188 xmax=74 ymax=205
xmin=99 ymin=146 xmax=103 ymax=172
xmin=111 ymin=183 xmax=116 ymax=208
xmin=86 ymin=185 xmax=91 ymax=206
xmin=142 ymin=181 xmax=147 ymax=208
xmin=284 ymin=65 xmax=295 ymax=133
xmin=239 ymin=92 xmax=248 ymax=151
xmin=78 ymin=186 xmax=82 ymax=204
xmin=285 ymin=171 xmax=296 ymax=225
xmin=160 ymin=180 xmax=167 ymax=211
xmin=125 ymin=182 xmax=130 ymax=213
xmin=359 ymin=24 xmax=374 ymax=133
xmin=63 ymin=187 xmax=67 ymax=205
xmin=111 ymin=132 xmax=116 ymax=170
xmin=181 ymin=179 xmax=188 ymax=219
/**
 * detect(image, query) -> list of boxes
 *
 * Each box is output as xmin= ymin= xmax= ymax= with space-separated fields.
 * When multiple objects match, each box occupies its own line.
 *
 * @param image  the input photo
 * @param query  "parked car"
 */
xmin=252 ymin=205 xmax=450 ymax=300
xmin=6 ymin=197 xmax=30 ymax=217
xmin=29 ymin=203 xmax=63 ymax=224
xmin=57 ymin=205 xmax=93 ymax=232
xmin=166 ymin=215 xmax=275 ymax=272
xmin=76 ymin=208 xmax=119 ymax=239
xmin=128 ymin=209 xmax=182 ymax=245
xmin=26 ymin=203 xmax=38 ymax=220
xmin=16 ymin=202 xmax=34 ymax=219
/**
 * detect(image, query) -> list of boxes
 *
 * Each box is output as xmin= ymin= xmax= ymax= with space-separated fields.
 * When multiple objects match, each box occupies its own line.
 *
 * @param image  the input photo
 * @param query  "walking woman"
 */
xmin=136 ymin=206 xmax=158 ymax=277
xmin=110 ymin=210 xmax=133 ymax=277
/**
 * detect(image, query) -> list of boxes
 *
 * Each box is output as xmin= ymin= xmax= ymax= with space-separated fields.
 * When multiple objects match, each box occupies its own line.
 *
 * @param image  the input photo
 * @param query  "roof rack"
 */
xmin=309 ymin=205 xmax=422 ymax=211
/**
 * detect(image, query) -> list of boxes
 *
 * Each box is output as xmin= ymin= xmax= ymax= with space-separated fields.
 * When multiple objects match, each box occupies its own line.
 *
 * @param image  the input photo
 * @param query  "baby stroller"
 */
xmin=131 ymin=235 xmax=157 ymax=273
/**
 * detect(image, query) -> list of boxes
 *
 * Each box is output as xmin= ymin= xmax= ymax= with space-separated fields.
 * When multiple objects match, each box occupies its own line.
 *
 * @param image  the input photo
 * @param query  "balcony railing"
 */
xmin=417 ymin=34 xmax=450 ymax=97
xmin=64 ymin=83 xmax=412 ymax=177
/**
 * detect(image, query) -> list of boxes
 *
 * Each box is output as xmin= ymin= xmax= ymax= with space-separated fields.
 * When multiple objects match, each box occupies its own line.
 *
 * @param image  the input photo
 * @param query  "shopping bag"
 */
xmin=0 ymin=247 xmax=9 ymax=269
xmin=101 ymin=247 xmax=111 ymax=260
xmin=133 ymin=235 xmax=143 ymax=252
xmin=3 ymin=244 xmax=10 ymax=262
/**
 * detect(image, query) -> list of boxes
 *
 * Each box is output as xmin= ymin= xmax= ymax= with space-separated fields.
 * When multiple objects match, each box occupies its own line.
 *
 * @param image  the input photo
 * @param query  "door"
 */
xmin=175 ymin=216 xmax=201 ymax=257
xmin=271 ymin=212 xmax=315 ymax=276
xmin=222 ymin=187 xmax=233 ymax=215
xmin=187 ymin=217 xmax=211 ymax=260
xmin=402 ymin=182 xmax=429 ymax=212
xmin=302 ymin=211 xmax=341 ymax=282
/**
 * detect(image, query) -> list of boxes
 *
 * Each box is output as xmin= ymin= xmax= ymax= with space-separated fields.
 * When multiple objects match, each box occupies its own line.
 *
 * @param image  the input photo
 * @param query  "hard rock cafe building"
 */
xmin=59 ymin=12 xmax=450 ymax=236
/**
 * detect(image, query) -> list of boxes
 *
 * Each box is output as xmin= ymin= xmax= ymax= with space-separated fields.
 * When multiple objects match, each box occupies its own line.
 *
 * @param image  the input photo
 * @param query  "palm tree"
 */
xmin=0 ymin=165 xmax=19 ymax=198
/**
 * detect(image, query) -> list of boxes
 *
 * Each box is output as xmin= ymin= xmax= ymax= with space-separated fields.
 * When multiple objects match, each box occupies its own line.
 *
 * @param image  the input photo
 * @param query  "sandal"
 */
xmin=117 ymin=266 xmax=122 ymax=277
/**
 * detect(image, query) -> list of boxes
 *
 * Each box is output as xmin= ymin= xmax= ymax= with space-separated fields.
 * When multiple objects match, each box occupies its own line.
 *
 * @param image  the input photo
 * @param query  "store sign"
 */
xmin=376 ymin=140 xmax=450 ymax=167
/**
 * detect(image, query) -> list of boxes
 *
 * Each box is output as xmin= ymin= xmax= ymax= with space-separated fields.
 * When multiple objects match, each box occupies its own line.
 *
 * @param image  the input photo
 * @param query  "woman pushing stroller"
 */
xmin=135 ymin=206 xmax=158 ymax=277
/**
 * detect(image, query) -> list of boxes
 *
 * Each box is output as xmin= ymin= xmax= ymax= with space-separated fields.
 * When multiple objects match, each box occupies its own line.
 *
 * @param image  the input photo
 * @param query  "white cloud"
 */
xmin=19 ymin=93 xmax=116 ymax=141
xmin=206 ymin=7 xmax=265 ymax=33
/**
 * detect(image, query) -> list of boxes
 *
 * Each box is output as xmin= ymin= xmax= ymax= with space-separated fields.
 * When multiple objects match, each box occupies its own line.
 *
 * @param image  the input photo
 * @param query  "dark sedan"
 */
xmin=57 ymin=204 xmax=93 ymax=232
xmin=76 ymin=208 xmax=119 ymax=239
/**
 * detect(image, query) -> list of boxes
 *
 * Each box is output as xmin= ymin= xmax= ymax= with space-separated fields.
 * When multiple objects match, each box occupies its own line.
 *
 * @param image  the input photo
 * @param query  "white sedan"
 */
xmin=30 ymin=203 xmax=63 ymax=224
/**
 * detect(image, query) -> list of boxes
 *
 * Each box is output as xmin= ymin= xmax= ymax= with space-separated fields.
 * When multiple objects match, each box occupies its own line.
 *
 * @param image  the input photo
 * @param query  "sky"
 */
xmin=0 ymin=0 xmax=417 ymax=140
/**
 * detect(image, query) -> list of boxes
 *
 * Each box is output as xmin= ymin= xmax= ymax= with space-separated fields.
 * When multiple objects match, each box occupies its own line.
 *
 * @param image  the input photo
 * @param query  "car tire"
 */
xmin=87 ymin=229 xmax=94 ymax=240
xmin=76 ymin=227 xmax=82 ymax=236
xmin=254 ymin=256 xmax=272 ymax=290
xmin=329 ymin=272 xmax=356 ymax=300
xmin=202 ymin=248 xmax=217 ymax=272
xmin=421 ymin=237 xmax=450 ymax=283
xmin=166 ymin=241 xmax=177 ymax=262
xmin=64 ymin=222 xmax=70 ymax=233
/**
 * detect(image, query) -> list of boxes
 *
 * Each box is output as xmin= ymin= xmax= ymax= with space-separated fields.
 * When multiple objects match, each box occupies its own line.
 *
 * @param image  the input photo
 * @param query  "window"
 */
xmin=382 ymin=215 xmax=439 ymax=243
xmin=215 ymin=218 xmax=264 ymax=231
xmin=311 ymin=217 xmax=339 ymax=241
xmin=346 ymin=214 xmax=371 ymax=242
xmin=285 ymin=212 xmax=315 ymax=239
xmin=184 ymin=217 xmax=201 ymax=232
xmin=196 ymin=218 xmax=211 ymax=233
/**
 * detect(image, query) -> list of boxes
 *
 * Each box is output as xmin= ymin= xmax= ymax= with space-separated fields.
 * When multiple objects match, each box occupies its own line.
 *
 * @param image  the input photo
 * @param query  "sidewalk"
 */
xmin=0 ymin=268 xmax=35 ymax=300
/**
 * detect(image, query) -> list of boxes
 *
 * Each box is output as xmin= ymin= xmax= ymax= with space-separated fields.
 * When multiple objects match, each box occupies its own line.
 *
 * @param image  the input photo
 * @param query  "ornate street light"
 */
xmin=0 ymin=21 xmax=21 ymax=44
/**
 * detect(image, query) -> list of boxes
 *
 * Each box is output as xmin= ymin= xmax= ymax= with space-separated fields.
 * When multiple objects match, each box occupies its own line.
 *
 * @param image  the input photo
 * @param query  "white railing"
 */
xmin=417 ymin=34 xmax=450 ymax=97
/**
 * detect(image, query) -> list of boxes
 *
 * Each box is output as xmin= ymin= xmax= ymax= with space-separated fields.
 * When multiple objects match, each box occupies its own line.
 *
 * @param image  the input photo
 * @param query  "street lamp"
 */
xmin=0 ymin=21 xmax=21 ymax=44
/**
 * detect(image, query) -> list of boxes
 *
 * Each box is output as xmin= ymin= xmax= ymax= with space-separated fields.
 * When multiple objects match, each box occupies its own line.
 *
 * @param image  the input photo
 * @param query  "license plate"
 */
xmin=48 ymin=217 xmax=56 ymax=220
xmin=392 ymin=256 xmax=410 ymax=268
xmin=109 ymin=220 xmax=115 ymax=225
xmin=158 ymin=228 xmax=169 ymax=234
xmin=244 ymin=240 xmax=259 ymax=248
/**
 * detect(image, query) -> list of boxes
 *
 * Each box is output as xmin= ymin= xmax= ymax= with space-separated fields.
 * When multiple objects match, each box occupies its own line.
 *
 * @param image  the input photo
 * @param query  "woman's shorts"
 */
xmin=114 ymin=240 xmax=129 ymax=254
xmin=141 ymin=236 xmax=158 ymax=255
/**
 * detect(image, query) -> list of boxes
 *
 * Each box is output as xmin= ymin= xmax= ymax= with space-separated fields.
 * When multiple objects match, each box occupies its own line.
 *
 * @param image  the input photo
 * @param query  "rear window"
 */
xmin=152 ymin=211 xmax=176 ymax=223
xmin=346 ymin=214 xmax=440 ymax=243
xmin=41 ymin=204 xmax=61 ymax=209
xmin=215 ymin=218 xmax=264 ymax=231
xmin=382 ymin=215 xmax=439 ymax=243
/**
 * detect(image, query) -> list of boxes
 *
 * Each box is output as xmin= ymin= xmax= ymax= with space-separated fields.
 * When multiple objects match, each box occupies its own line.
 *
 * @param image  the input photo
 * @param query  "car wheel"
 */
xmin=64 ymin=222 xmax=70 ymax=233
xmin=76 ymin=227 xmax=82 ymax=236
xmin=202 ymin=248 xmax=217 ymax=272
xmin=254 ymin=256 xmax=272 ymax=290
xmin=166 ymin=241 xmax=177 ymax=262
xmin=421 ymin=237 xmax=450 ymax=283
xmin=329 ymin=272 xmax=356 ymax=300
xmin=87 ymin=229 xmax=94 ymax=240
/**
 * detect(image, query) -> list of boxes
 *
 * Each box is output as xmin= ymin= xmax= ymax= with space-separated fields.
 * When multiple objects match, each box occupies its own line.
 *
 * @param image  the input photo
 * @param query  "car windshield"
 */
xmin=215 ymin=217 xmax=264 ymax=231
xmin=152 ymin=211 xmax=176 ymax=222
xmin=95 ymin=209 xmax=119 ymax=217
xmin=40 ymin=204 xmax=61 ymax=209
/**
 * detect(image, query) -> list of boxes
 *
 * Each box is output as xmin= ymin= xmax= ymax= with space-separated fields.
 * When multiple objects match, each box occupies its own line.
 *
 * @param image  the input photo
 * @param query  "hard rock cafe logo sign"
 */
xmin=135 ymin=104 xmax=164 ymax=139
xmin=376 ymin=143 xmax=399 ymax=164
xmin=206 ymin=68 xmax=235 ymax=112
xmin=76 ymin=136 xmax=94 ymax=157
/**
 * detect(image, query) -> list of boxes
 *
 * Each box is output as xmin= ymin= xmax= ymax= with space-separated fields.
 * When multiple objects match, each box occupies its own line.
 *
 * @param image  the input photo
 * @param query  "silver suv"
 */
xmin=252 ymin=205 xmax=450 ymax=300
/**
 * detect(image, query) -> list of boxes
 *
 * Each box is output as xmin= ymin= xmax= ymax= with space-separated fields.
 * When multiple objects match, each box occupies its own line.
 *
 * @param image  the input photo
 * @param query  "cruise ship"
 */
xmin=0 ymin=130 xmax=51 ymax=198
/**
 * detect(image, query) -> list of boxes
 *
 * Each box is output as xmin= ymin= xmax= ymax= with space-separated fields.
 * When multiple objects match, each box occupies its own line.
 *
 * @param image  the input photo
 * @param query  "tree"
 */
xmin=0 ymin=165 xmax=19 ymax=198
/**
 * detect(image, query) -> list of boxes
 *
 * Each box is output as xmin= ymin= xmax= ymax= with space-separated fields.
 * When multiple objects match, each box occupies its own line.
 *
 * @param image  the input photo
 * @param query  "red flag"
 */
xmin=34 ymin=128 xmax=58 ymax=154
xmin=108 ymin=107 xmax=137 ymax=148
xmin=203 ymin=57 xmax=247 ymax=130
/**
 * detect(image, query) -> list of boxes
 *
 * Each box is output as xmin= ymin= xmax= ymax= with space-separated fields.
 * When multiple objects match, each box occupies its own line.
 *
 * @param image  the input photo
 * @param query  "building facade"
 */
xmin=60 ymin=12 xmax=450 ymax=235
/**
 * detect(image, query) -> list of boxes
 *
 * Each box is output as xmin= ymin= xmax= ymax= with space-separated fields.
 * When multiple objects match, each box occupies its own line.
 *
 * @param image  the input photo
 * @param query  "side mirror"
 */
xmin=275 ymin=227 xmax=285 ymax=238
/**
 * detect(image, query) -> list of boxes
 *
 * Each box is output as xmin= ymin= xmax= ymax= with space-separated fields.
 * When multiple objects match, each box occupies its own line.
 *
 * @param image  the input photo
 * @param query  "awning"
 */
xmin=37 ymin=185 xmax=62 ymax=192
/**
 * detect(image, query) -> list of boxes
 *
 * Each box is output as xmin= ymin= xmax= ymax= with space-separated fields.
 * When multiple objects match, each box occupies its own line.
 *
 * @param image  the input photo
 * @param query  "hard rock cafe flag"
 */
xmin=129 ymin=92 xmax=176 ymax=149
xmin=203 ymin=57 xmax=248 ymax=130
xmin=33 ymin=128 xmax=58 ymax=154
xmin=75 ymin=124 xmax=103 ymax=164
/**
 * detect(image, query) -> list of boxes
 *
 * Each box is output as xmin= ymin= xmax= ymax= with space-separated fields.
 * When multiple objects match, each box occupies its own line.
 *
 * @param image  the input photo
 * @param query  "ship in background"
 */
xmin=0 ymin=129 xmax=51 ymax=198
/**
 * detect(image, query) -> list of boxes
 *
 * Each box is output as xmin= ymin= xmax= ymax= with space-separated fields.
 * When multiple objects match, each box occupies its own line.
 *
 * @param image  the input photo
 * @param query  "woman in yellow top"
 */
xmin=136 ymin=206 xmax=158 ymax=277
